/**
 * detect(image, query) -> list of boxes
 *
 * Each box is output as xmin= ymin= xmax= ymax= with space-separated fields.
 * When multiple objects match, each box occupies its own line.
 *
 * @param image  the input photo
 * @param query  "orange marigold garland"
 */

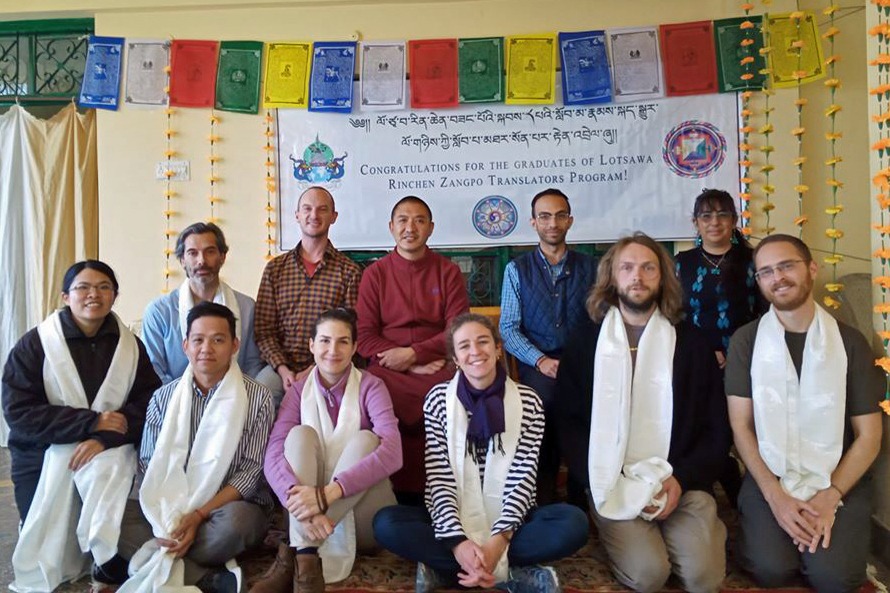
xmin=208 ymin=110 xmax=221 ymax=224
xmin=162 ymin=64 xmax=177 ymax=293
xmin=738 ymin=1 xmax=758 ymax=236
xmin=790 ymin=7 xmax=808 ymax=238
xmin=870 ymin=0 xmax=890 ymax=414
xmin=759 ymin=13 xmax=776 ymax=235
xmin=264 ymin=110 xmax=277 ymax=261
xmin=822 ymin=4 xmax=844 ymax=310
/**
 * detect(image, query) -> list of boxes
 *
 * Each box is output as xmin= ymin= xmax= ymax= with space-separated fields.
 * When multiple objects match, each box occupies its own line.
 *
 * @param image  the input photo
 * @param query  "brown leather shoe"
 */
xmin=294 ymin=552 xmax=324 ymax=593
xmin=248 ymin=543 xmax=294 ymax=593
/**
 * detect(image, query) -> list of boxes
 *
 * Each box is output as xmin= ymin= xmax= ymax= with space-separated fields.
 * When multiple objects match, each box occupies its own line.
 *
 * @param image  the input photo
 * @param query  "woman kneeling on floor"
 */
xmin=251 ymin=307 xmax=403 ymax=593
xmin=373 ymin=313 xmax=588 ymax=593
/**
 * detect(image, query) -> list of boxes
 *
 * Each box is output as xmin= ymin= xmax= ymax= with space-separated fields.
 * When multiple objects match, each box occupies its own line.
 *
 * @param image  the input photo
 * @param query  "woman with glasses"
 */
xmin=675 ymin=190 xmax=765 ymax=507
xmin=675 ymin=189 xmax=765 ymax=369
xmin=2 ymin=259 xmax=160 ymax=593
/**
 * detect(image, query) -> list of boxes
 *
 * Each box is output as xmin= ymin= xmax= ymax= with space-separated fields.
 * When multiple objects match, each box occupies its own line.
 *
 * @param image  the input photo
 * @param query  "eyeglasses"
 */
xmin=70 ymin=283 xmax=115 ymax=294
xmin=695 ymin=211 xmax=733 ymax=223
xmin=535 ymin=212 xmax=571 ymax=223
xmin=754 ymin=259 xmax=804 ymax=282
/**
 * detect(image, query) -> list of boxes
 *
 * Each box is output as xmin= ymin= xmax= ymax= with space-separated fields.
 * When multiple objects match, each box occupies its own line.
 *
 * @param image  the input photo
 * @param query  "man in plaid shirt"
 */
xmin=254 ymin=187 xmax=361 ymax=406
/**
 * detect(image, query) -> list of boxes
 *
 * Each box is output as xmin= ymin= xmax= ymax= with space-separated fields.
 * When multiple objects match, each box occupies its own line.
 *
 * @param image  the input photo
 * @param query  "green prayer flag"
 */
xmin=458 ymin=37 xmax=504 ymax=103
xmin=216 ymin=41 xmax=263 ymax=113
xmin=713 ymin=16 xmax=766 ymax=93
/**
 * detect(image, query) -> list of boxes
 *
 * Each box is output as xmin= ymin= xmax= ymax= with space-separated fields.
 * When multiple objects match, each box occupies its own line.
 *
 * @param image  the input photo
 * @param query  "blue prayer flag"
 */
xmin=79 ymin=36 xmax=124 ymax=110
xmin=309 ymin=41 xmax=356 ymax=113
xmin=558 ymin=31 xmax=611 ymax=105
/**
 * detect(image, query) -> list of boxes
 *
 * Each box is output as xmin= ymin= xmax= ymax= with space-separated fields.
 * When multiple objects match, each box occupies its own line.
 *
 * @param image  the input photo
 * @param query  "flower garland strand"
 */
xmin=264 ymin=110 xmax=277 ymax=261
xmin=789 ymin=8 xmax=809 ymax=235
xmin=869 ymin=0 xmax=890 ymax=415
xmin=759 ymin=10 xmax=776 ymax=235
xmin=162 ymin=63 xmax=176 ymax=293
xmin=208 ymin=110 xmax=221 ymax=224
xmin=822 ymin=4 xmax=844 ymax=309
xmin=738 ymin=3 xmax=757 ymax=236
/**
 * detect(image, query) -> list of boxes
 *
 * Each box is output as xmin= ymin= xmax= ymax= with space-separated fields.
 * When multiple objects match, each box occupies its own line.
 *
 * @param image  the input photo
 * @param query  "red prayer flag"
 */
xmin=659 ymin=21 xmax=718 ymax=96
xmin=169 ymin=39 xmax=219 ymax=108
xmin=408 ymin=39 xmax=458 ymax=108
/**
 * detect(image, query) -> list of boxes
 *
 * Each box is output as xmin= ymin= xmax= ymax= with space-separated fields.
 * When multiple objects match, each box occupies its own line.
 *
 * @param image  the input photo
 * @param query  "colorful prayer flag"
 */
xmin=359 ymin=42 xmax=406 ymax=112
xmin=215 ymin=41 xmax=262 ymax=114
xmin=607 ymin=26 xmax=664 ymax=102
xmin=660 ymin=21 xmax=718 ymax=96
xmin=458 ymin=37 xmax=504 ymax=103
xmin=169 ymin=39 xmax=219 ymax=108
xmin=124 ymin=40 xmax=170 ymax=106
xmin=78 ymin=36 xmax=124 ymax=110
xmin=558 ymin=30 xmax=611 ymax=105
xmin=408 ymin=39 xmax=458 ymax=108
xmin=263 ymin=42 xmax=312 ymax=109
xmin=505 ymin=34 xmax=556 ymax=105
xmin=713 ymin=16 xmax=767 ymax=92
xmin=309 ymin=41 xmax=356 ymax=113
xmin=766 ymin=12 xmax=825 ymax=88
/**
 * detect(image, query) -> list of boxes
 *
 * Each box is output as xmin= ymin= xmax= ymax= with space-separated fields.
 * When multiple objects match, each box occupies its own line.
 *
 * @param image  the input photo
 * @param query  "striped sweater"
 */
xmin=423 ymin=381 xmax=544 ymax=540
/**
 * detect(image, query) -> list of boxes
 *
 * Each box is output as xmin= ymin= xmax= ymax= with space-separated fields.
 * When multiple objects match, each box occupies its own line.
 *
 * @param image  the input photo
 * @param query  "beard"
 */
xmin=767 ymin=278 xmax=813 ymax=311
xmin=617 ymin=285 xmax=660 ymax=314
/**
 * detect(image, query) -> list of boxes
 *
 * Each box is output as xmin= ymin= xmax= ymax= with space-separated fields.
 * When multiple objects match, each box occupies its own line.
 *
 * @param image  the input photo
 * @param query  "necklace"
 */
xmin=700 ymin=248 xmax=728 ymax=270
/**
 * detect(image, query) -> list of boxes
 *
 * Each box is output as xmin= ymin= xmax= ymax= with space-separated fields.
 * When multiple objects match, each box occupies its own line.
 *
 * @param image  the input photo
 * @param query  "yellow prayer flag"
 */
xmin=263 ymin=42 xmax=312 ymax=108
xmin=505 ymin=34 xmax=557 ymax=105
xmin=765 ymin=12 xmax=826 ymax=88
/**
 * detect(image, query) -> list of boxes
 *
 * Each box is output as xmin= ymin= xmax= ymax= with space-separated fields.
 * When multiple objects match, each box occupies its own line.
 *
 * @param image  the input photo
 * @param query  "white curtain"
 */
xmin=0 ymin=104 xmax=98 ymax=446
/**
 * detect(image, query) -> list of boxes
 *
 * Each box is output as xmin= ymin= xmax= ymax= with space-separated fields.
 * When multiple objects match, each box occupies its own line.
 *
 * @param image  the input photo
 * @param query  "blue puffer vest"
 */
xmin=514 ymin=249 xmax=596 ymax=356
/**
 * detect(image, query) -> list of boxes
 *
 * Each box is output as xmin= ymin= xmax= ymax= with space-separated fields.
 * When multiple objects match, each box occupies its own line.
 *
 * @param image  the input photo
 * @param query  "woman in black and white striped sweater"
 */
xmin=373 ymin=313 xmax=588 ymax=593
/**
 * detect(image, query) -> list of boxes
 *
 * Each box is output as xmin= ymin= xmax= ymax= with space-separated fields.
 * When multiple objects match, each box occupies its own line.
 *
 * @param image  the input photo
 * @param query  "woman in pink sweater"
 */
xmin=252 ymin=308 xmax=402 ymax=593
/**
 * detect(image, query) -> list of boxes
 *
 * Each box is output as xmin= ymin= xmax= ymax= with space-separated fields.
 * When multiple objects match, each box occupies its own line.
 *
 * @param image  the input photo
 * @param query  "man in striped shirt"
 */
xmin=119 ymin=302 xmax=275 ymax=593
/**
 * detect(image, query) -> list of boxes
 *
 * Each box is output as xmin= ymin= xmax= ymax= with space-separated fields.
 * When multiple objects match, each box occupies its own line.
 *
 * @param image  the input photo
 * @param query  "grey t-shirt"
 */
xmin=725 ymin=316 xmax=884 ymax=448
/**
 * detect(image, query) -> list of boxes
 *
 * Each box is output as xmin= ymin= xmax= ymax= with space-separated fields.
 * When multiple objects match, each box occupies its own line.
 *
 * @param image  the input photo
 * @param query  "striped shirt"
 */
xmin=139 ymin=374 xmax=276 ymax=507
xmin=255 ymin=241 xmax=361 ymax=373
xmin=423 ymin=381 xmax=544 ymax=540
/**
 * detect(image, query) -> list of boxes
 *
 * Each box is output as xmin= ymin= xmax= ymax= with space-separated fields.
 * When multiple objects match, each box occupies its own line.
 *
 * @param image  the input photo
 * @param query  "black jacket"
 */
xmin=555 ymin=315 xmax=731 ymax=494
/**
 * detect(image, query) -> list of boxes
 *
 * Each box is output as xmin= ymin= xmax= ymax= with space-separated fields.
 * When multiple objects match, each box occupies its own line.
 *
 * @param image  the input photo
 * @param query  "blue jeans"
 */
xmin=373 ymin=503 xmax=588 ymax=579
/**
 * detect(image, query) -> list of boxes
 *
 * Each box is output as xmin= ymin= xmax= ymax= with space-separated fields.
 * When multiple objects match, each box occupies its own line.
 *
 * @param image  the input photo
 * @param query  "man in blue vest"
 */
xmin=499 ymin=188 xmax=596 ymax=506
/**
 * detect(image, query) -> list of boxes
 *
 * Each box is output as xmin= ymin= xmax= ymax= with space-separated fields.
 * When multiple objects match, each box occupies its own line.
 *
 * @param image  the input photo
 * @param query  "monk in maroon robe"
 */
xmin=356 ymin=196 xmax=469 ymax=499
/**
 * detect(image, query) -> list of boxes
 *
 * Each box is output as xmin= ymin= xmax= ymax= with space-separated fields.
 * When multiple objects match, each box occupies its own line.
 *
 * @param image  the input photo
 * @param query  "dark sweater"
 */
xmin=2 ymin=308 xmax=160 ymax=460
xmin=555 ymin=315 xmax=731 ymax=494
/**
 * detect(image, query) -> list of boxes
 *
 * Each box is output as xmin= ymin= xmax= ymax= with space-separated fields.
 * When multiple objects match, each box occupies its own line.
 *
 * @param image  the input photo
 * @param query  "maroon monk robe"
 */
xmin=356 ymin=248 xmax=469 ymax=494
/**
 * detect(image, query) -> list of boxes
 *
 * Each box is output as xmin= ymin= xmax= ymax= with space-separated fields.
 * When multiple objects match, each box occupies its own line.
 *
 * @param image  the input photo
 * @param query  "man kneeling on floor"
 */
xmin=118 ymin=302 xmax=275 ymax=593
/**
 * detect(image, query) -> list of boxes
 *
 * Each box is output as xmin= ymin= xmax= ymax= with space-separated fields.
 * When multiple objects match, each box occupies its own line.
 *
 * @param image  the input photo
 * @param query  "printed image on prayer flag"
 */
xmin=78 ymin=36 xmax=124 ymax=110
xmin=264 ymin=42 xmax=312 ymax=108
xmin=409 ymin=38 xmax=458 ymax=108
xmin=713 ymin=16 xmax=767 ymax=92
xmin=359 ymin=42 xmax=406 ymax=111
xmin=766 ymin=12 xmax=825 ymax=88
xmin=169 ymin=39 xmax=219 ymax=108
xmin=309 ymin=41 xmax=356 ymax=113
xmin=607 ymin=26 xmax=664 ymax=102
xmin=505 ymin=34 xmax=556 ymax=105
xmin=125 ymin=40 xmax=170 ymax=106
xmin=215 ymin=41 xmax=262 ymax=114
xmin=660 ymin=21 xmax=718 ymax=96
xmin=458 ymin=37 xmax=503 ymax=103
xmin=559 ymin=30 xmax=611 ymax=105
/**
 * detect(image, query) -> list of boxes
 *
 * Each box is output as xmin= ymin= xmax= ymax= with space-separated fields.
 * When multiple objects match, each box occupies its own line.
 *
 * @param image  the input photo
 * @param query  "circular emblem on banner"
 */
xmin=662 ymin=120 xmax=727 ymax=179
xmin=472 ymin=196 xmax=518 ymax=239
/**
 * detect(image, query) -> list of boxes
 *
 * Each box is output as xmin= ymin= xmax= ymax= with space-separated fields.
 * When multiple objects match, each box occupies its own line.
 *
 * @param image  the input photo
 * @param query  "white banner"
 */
xmin=277 ymin=91 xmax=739 ymax=250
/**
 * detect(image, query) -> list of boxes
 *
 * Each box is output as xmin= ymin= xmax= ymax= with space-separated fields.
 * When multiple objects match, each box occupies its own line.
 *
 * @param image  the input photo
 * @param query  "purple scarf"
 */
xmin=456 ymin=364 xmax=507 ymax=457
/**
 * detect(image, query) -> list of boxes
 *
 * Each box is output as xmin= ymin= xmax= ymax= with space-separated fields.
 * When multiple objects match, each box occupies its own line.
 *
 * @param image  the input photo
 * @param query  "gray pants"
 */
xmin=736 ymin=473 xmax=872 ymax=593
xmin=118 ymin=498 xmax=268 ymax=584
xmin=591 ymin=490 xmax=727 ymax=593
xmin=285 ymin=425 xmax=396 ymax=552
xmin=255 ymin=364 xmax=286 ymax=409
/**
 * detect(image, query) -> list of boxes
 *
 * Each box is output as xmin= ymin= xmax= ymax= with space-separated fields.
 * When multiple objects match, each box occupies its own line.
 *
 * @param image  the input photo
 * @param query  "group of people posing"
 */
xmin=2 ymin=186 xmax=883 ymax=593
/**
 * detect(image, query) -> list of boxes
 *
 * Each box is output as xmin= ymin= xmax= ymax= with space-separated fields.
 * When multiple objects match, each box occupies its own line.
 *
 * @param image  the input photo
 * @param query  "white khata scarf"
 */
xmin=751 ymin=304 xmax=846 ymax=501
xmin=291 ymin=365 xmax=363 ymax=583
xmin=11 ymin=311 xmax=138 ymax=593
xmin=589 ymin=306 xmax=675 ymax=521
xmin=119 ymin=363 xmax=248 ymax=593
xmin=445 ymin=371 xmax=522 ymax=584
xmin=177 ymin=279 xmax=242 ymax=342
